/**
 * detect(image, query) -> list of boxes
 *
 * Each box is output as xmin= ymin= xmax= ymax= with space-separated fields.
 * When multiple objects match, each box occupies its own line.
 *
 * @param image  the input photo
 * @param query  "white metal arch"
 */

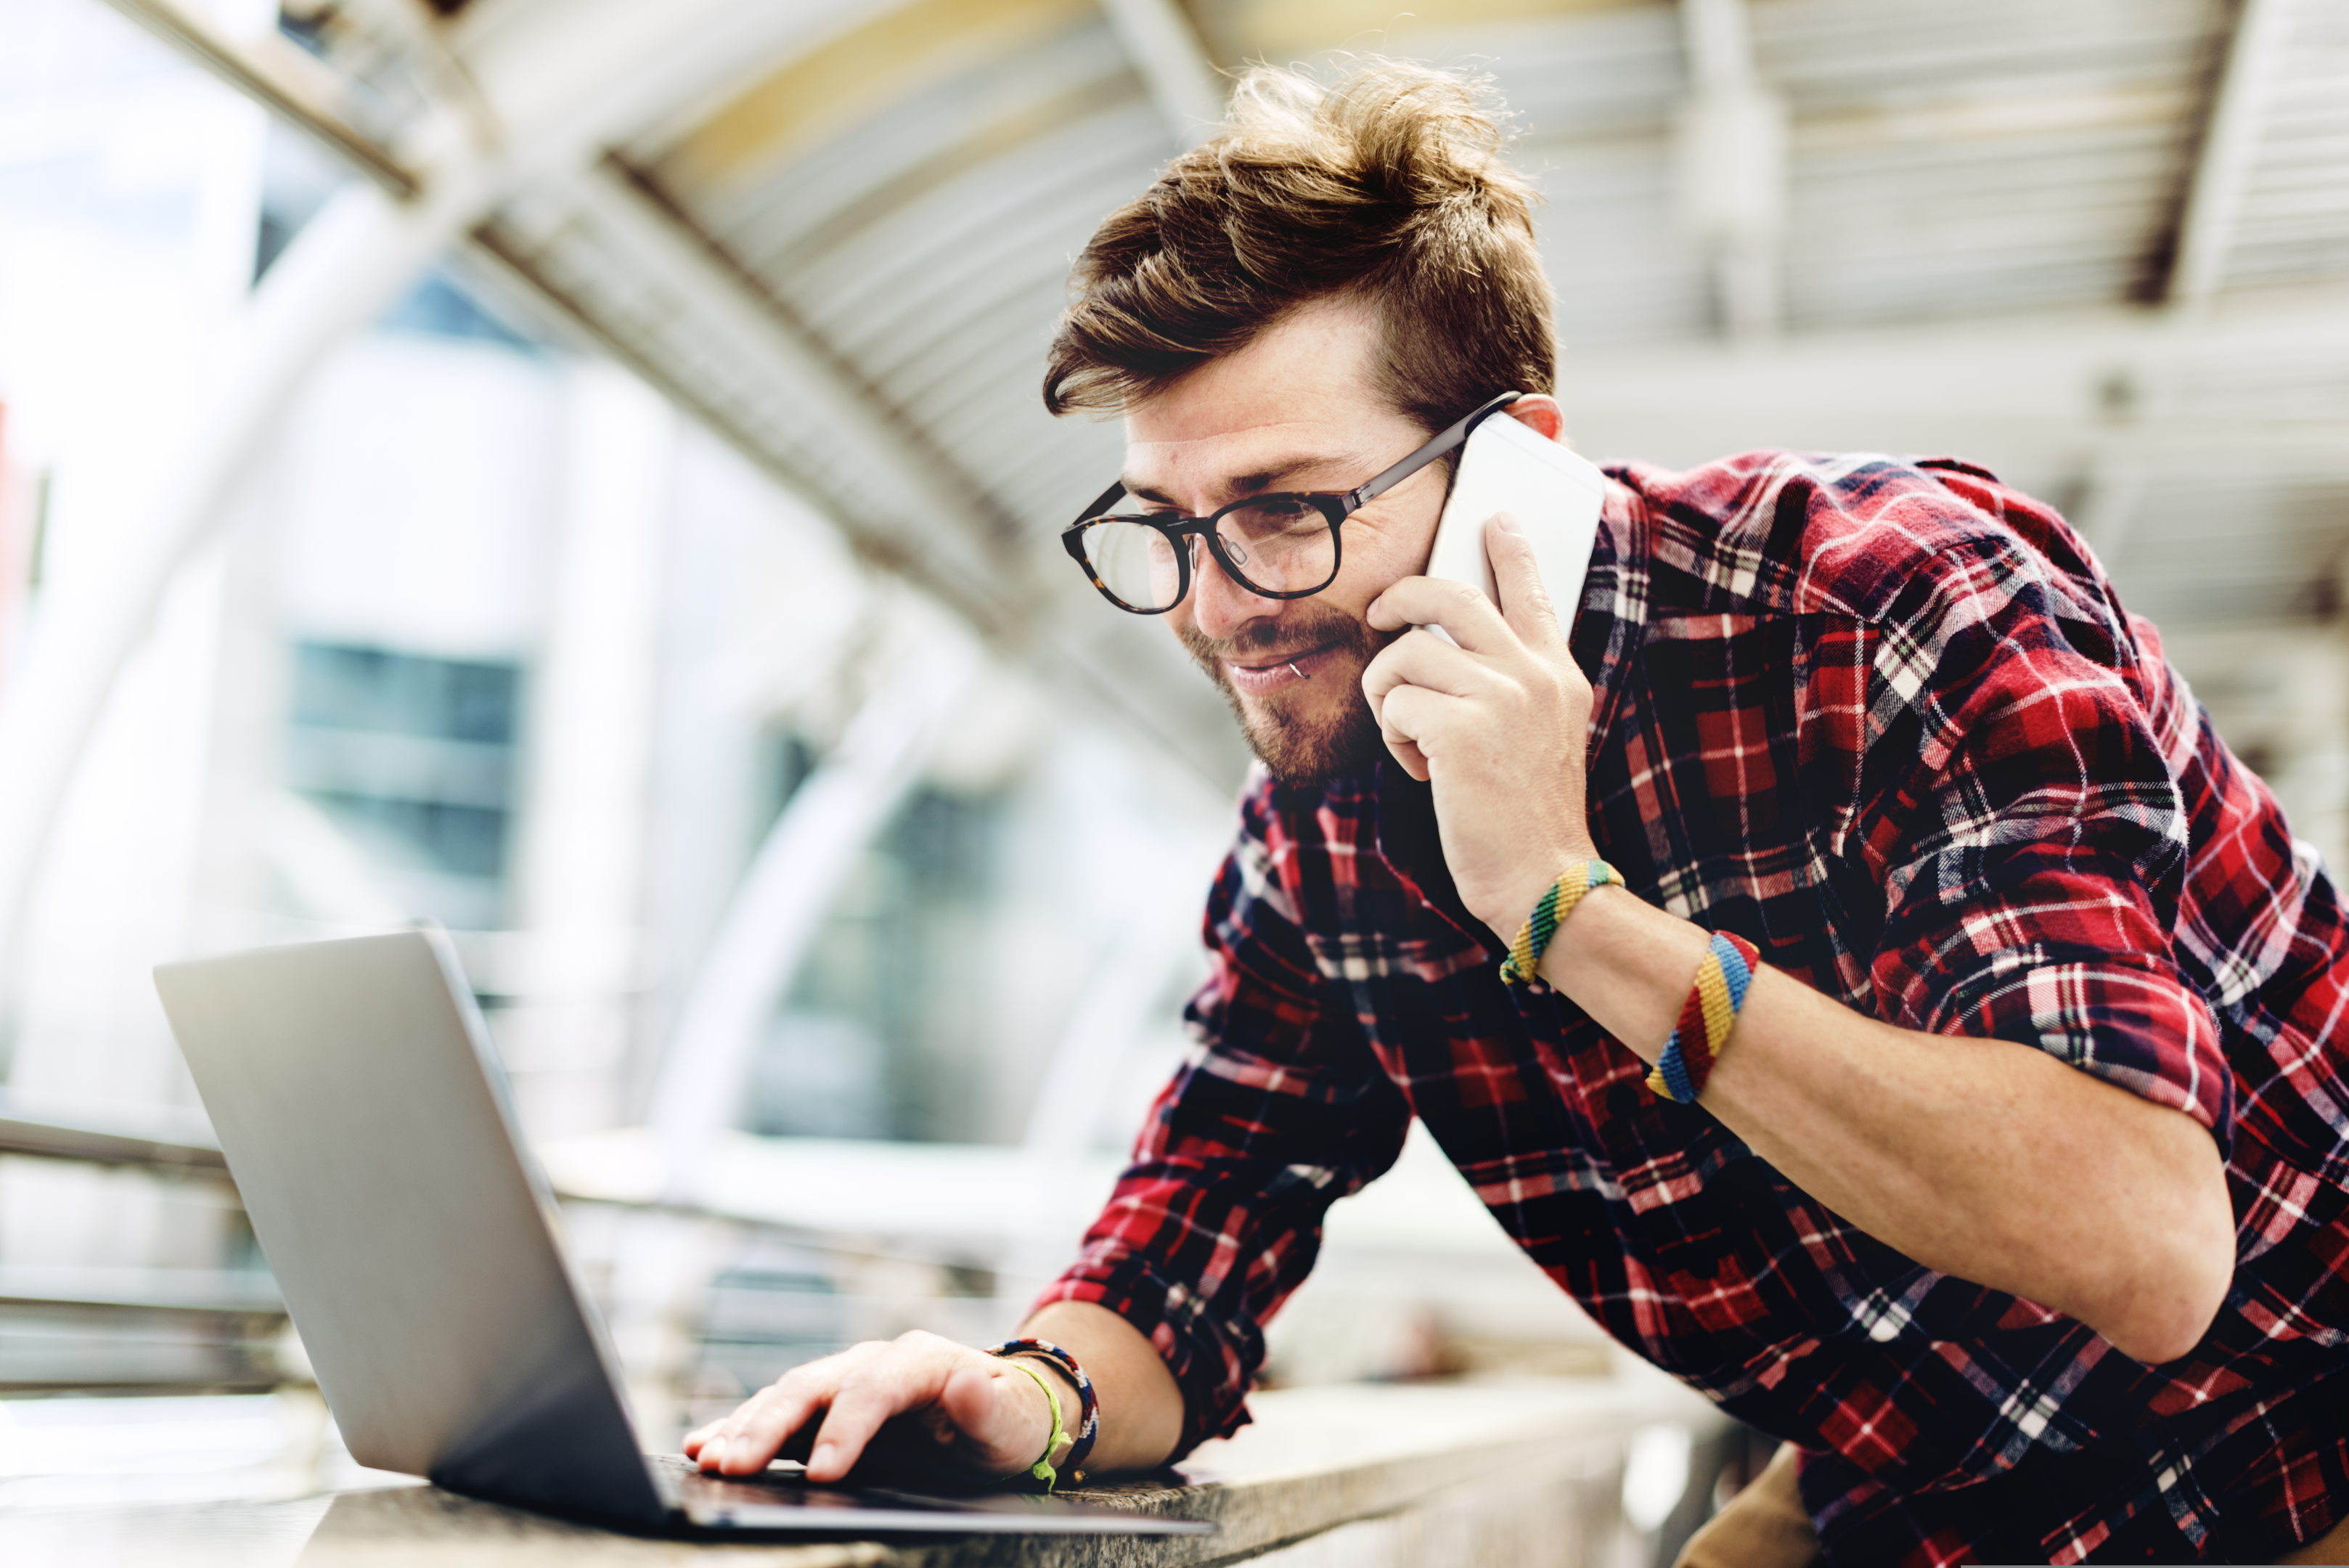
xmin=0 ymin=177 xmax=473 ymax=974
xmin=0 ymin=0 xmax=953 ymax=973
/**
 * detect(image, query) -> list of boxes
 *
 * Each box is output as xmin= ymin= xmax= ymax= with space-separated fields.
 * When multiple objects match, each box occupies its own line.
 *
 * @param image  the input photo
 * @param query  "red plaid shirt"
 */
xmin=1037 ymin=452 xmax=2349 ymax=1564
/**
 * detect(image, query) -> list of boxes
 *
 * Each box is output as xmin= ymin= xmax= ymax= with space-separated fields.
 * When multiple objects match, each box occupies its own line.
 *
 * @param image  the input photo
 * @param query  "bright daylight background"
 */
xmin=0 ymin=0 xmax=2345 ymax=1561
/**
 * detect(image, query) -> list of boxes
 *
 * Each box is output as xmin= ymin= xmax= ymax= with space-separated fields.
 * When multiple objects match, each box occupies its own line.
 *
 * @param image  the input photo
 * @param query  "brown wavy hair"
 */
xmin=1042 ymin=60 xmax=1555 ymax=436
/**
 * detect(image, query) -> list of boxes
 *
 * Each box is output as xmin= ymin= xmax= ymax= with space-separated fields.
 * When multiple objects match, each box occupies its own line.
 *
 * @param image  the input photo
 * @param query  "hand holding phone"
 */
xmin=1361 ymin=403 xmax=1608 ymax=935
xmin=1420 ymin=409 xmax=1606 ymax=644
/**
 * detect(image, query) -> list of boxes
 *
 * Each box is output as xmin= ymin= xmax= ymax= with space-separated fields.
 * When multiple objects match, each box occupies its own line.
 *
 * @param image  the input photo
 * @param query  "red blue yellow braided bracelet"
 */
xmin=1498 ymin=861 xmax=1619 ymax=986
xmin=1648 ymin=930 xmax=1760 ymax=1103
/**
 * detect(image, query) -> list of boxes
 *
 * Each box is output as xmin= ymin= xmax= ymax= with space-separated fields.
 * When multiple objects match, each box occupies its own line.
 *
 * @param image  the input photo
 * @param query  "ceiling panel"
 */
xmin=2222 ymin=0 xmax=2349 ymax=295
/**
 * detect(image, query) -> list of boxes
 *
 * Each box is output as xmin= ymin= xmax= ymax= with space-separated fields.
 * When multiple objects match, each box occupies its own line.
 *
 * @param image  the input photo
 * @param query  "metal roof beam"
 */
xmin=1558 ymin=292 xmax=2349 ymax=473
xmin=2169 ymin=0 xmax=2298 ymax=311
xmin=1675 ymin=0 xmax=1787 ymax=340
xmin=97 ymin=0 xmax=419 ymax=194
xmin=473 ymin=163 xmax=1029 ymax=644
xmin=1099 ymin=0 xmax=1225 ymax=149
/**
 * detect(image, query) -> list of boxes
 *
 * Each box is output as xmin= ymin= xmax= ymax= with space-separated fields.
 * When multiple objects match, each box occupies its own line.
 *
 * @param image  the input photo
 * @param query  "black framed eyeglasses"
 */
xmin=1061 ymin=391 xmax=1523 ymax=615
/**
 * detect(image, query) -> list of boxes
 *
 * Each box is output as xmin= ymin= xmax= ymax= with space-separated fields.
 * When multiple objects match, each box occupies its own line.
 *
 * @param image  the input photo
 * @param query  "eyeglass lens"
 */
xmin=1081 ymin=499 xmax=1336 ymax=611
xmin=1081 ymin=519 xmax=1185 ymax=610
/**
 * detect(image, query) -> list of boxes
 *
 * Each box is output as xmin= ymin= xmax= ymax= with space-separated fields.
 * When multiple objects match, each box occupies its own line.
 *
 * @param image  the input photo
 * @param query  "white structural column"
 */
xmin=1675 ymin=0 xmax=1789 ymax=340
xmin=0 ymin=176 xmax=483 ymax=973
xmin=1099 ymin=0 xmax=1226 ymax=149
xmin=504 ymin=364 xmax=676 ymax=1140
xmin=647 ymin=632 xmax=981 ymax=1199
xmin=1017 ymin=861 xmax=1201 ymax=1166
xmin=998 ymin=859 xmax=1201 ymax=1294
xmin=2169 ymin=0 xmax=2299 ymax=311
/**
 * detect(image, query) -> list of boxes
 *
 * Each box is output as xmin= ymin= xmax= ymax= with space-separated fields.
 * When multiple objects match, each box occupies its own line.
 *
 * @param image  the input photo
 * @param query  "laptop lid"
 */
xmin=155 ymin=931 xmax=666 ymax=1527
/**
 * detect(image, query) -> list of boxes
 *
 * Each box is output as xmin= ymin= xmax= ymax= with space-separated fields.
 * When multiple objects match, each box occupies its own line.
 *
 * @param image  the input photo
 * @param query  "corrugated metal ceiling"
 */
xmin=618 ymin=0 xmax=2295 ymax=536
xmin=265 ymin=0 xmax=2349 ymax=686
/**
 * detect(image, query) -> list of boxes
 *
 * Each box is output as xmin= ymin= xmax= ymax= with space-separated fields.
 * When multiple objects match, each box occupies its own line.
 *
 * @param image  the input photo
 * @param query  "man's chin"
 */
xmin=1225 ymin=687 xmax=1388 ymax=787
xmin=1177 ymin=611 xmax=1392 ymax=787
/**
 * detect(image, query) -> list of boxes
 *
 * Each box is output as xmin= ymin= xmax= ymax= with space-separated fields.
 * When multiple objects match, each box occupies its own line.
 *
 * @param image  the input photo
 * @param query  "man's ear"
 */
xmin=1503 ymin=394 xmax=1566 ymax=442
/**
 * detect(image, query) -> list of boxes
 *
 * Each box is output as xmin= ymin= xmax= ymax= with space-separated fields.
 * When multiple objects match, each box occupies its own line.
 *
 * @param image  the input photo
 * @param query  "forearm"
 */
xmin=1540 ymin=886 xmax=2234 ymax=1363
xmin=1018 ymin=1299 xmax=1184 ymax=1472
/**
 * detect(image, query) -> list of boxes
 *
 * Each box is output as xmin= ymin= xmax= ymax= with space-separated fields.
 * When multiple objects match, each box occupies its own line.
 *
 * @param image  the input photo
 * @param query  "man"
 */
xmin=687 ymin=62 xmax=2349 ymax=1564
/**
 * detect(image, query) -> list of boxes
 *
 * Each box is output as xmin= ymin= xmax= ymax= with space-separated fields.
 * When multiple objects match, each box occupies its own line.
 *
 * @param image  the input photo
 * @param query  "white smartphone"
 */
xmin=1420 ymin=411 xmax=1606 ymax=642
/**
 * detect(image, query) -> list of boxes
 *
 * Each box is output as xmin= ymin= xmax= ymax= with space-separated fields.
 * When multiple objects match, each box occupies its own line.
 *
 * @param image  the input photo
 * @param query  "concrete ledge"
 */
xmin=9 ymin=1373 xmax=1718 ymax=1567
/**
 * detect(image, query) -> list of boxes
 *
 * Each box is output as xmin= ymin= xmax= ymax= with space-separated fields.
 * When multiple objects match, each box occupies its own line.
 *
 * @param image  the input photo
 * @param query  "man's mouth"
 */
xmin=1222 ymin=641 xmax=1341 ymax=698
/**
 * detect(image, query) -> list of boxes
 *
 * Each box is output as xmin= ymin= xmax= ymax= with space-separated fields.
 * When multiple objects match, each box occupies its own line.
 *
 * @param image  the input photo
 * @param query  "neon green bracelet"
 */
xmin=1000 ymin=1356 xmax=1071 ymax=1492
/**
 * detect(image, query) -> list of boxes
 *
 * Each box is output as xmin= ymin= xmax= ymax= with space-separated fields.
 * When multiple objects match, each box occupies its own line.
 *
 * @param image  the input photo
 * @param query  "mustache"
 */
xmin=1176 ymin=607 xmax=1378 ymax=670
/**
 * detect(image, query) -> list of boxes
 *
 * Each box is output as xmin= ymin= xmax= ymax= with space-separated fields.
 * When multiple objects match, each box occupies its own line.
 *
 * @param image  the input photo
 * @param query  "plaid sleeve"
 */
xmin=1833 ymin=470 xmax=2232 ymax=1138
xmin=1031 ymin=783 xmax=1412 ymax=1458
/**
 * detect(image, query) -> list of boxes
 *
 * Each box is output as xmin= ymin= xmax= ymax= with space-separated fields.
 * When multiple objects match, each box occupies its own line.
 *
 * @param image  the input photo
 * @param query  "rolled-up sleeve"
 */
xmin=1852 ymin=527 xmax=2232 ymax=1143
xmin=1031 ymin=791 xmax=1411 ymax=1458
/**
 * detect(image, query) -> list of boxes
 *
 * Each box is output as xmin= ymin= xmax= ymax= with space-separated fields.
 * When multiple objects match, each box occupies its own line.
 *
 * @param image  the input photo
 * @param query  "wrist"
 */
xmin=989 ymin=1336 xmax=1100 ymax=1485
xmin=998 ymin=1355 xmax=1076 ymax=1480
xmin=1482 ymin=845 xmax=1603 ymax=945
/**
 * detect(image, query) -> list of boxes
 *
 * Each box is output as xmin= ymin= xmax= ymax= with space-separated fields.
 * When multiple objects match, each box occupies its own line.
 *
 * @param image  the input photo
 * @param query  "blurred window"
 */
xmin=748 ymin=777 xmax=1004 ymax=1144
xmin=377 ymin=272 xmax=539 ymax=350
xmin=285 ymin=641 xmax=522 ymax=923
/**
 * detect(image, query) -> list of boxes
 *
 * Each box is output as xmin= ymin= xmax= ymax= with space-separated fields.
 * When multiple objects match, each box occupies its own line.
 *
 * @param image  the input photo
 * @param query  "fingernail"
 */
xmin=1495 ymin=512 xmax=1523 ymax=534
xmin=704 ymin=1438 xmax=729 ymax=1470
xmin=812 ymin=1442 xmax=837 ymax=1473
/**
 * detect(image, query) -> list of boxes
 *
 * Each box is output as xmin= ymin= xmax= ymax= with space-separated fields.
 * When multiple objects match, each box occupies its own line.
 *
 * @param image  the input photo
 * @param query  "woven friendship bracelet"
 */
xmin=1648 ymin=930 xmax=1760 ymax=1103
xmin=1498 ymin=861 xmax=1619 ymax=986
xmin=989 ymin=1338 xmax=1100 ymax=1482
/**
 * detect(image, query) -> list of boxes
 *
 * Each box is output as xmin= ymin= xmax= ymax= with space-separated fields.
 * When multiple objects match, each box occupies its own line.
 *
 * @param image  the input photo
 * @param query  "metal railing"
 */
xmin=0 ymin=1093 xmax=289 ymax=1395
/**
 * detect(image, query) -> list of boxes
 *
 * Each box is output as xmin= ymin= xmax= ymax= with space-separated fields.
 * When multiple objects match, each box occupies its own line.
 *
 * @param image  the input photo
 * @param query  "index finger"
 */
xmin=694 ymin=1362 xmax=841 ymax=1474
xmin=1367 ymin=573 xmax=1513 ymax=654
xmin=693 ymin=1339 xmax=888 ymax=1474
xmin=1483 ymin=514 xmax=1569 ymax=651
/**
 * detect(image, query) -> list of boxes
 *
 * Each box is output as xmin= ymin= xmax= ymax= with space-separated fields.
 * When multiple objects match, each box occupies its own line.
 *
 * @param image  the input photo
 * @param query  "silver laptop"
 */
xmin=153 ymin=930 xmax=1208 ymax=1537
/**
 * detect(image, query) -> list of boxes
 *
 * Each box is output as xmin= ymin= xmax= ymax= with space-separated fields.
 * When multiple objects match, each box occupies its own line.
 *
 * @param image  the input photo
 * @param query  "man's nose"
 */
xmin=1187 ymin=552 xmax=1286 ymax=642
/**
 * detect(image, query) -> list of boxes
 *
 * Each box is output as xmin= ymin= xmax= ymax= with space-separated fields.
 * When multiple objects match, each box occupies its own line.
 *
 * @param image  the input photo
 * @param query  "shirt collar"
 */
xmin=1577 ymin=474 xmax=1649 ymax=763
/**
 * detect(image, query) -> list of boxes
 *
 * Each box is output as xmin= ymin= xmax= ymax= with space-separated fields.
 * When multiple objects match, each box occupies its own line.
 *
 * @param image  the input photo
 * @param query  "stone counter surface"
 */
xmin=0 ymin=1375 xmax=1721 ymax=1568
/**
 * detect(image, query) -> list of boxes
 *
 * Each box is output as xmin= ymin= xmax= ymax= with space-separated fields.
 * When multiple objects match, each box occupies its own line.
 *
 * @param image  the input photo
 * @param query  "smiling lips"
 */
xmin=1224 ymin=642 xmax=1337 ymax=697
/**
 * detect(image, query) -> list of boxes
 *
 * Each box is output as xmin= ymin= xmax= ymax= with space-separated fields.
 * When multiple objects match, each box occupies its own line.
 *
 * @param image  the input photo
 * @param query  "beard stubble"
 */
xmin=1175 ymin=603 xmax=1394 ymax=787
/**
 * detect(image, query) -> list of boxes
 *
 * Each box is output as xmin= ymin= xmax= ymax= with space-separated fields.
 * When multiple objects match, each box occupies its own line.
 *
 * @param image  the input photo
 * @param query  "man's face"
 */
xmin=1122 ymin=301 xmax=1449 ymax=784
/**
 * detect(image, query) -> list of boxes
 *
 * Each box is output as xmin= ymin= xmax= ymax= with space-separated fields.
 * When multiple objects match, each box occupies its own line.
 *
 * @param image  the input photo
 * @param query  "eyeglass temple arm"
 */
xmin=1068 ymin=479 xmax=1134 ymax=531
xmin=1066 ymin=391 xmax=1523 ymax=528
xmin=1347 ymin=391 xmax=1523 ymax=510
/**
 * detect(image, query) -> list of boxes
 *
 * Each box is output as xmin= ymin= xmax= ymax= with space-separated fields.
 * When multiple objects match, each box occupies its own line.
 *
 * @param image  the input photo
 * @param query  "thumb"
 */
xmin=1485 ymin=513 xmax=1562 ymax=648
